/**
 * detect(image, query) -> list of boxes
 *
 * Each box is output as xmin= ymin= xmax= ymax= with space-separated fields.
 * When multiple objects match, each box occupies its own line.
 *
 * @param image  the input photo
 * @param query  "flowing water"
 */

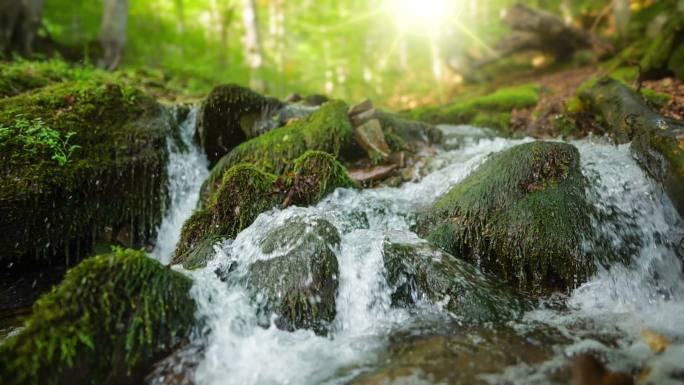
xmin=151 ymin=122 xmax=684 ymax=384
xmin=152 ymin=108 xmax=210 ymax=264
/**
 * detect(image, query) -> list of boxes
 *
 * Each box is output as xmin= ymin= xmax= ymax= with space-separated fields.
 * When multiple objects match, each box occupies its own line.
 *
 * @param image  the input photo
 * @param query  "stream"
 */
xmin=151 ymin=116 xmax=684 ymax=384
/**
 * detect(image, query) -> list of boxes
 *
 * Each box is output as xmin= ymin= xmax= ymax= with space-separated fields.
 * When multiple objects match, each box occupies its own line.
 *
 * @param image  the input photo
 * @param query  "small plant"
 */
xmin=1 ymin=116 xmax=81 ymax=166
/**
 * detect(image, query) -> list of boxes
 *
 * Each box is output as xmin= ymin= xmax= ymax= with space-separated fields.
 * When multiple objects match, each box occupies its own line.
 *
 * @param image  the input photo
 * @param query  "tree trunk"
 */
xmin=100 ymin=0 xmax=129 ymax=71
xmin=0 ymin=0 xmax=44 ymax=56
xmin=581 ymin=77 xmax=684 ymax=217
xmin=241 ymin=0 xmax=264 ymax=91
xmin=613 ymin=0 xmax=631 ymax=38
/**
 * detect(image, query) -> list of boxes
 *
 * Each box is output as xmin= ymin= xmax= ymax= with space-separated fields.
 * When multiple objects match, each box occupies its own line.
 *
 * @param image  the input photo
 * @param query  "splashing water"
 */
xmin=152 ymin=125 xmax=684 ymax=384
xmin=151 ymin=108 xmax=210 ymax=264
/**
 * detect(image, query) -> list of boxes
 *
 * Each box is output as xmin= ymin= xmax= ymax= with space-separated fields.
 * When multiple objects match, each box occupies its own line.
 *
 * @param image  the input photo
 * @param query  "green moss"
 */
xmin=418 ymin=142 xmax=598 ymax=291
xmin=200 ymin=100 xmax=354 ymax=204
xmin=0 ymin=80 xmax=170 ymax=264
xmin=0 ymin=248 xmax=195 ymax=385
xmin=289 ymin=150 xmax=356 ymax=205
xmin=0 ymin=59 xmax=108 ymax=98
xmin=408 ymin=84 xmax=540 ymax=130
xmin=173 ymin=164 xmax=281 ymax=264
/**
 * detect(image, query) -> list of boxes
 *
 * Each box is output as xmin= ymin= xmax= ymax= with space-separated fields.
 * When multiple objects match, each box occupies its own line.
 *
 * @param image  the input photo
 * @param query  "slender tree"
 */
xmin=241 ymin=0 xmax=264 ymax=91
xmin=0 ymin=0 xmax=44 ymax=55
xmin=100 ymin=0 xmax=129 ymax=70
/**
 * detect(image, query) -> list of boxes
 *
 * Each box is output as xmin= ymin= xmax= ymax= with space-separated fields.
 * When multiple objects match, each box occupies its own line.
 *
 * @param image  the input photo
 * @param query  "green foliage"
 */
xmin=0 ymin=117 xmax=80 ymax=166
xmin=0 ymin=59 xmax=108 ymax=97
xmin=0 ymin=248 xmax=195 ymax=385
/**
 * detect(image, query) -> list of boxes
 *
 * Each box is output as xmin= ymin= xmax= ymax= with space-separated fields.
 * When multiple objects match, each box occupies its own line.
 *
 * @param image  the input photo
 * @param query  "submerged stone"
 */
xmin=247 ymin=216 xmax=340 ymax=335
xmin=0 ymin=249 xmax=196 ymax=385
xmin=0 ymin=80 xmax=170 ymax=268
xmin=196 ymin=84 xmax=283 ymax=165
xmin=382 ymin=240 xmax=530 ymax=322
xmin=199 ymin=100 xmax=354 ymax=205
xmin=347 ymin=324 xmax=558 ymax=385
xmin=417 ymin=141 xmax=598 ymax=291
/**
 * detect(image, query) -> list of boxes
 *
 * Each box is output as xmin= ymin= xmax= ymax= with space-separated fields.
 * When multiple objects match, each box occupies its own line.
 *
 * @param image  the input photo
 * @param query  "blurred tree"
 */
xmin=100 ymin=0 xmax=128 ymax=70
xmin=241 ymin=0 xmax=264 ymax=91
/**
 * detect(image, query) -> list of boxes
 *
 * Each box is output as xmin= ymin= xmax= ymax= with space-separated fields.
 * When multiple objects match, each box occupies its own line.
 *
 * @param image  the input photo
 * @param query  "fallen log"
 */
xmin=581 ymin=77 xmax=684 ymax=216
xmin=474 ymin=4 xmax=610 ymax=67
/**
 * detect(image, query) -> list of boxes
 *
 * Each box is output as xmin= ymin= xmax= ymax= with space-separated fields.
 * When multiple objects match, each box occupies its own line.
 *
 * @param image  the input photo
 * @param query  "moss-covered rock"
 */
xmin=173 ymin=152 xmax=354 ymax=268
xmin=382 ymin=240 xmax=530 ymax=322
xmin=0 ymin=80 xmax=170 ymax=266
xmin=196 ymin=84 xmax=283 ymax=165
xmin=172 ymin=164 xmax=281 ymax=266
xmin=407 ymin=84 xmax=540 ymax=131
xmin=286 ymin=150 xmax=356 ymax=206
xmin=417 ymin=141 xmax=597 ymax=291
xmin=0 ymin=248 xmax=196 ymax=385
xmin=199 ymin=100 xmax=354 ymax=204
xmin=247 ymin=216 xmax=340 ymax=335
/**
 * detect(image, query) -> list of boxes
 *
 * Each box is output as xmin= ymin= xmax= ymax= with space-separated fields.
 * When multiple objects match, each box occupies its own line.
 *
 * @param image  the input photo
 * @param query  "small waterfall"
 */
xmin=151 ymin=108 xmax=210 ymax=264
xmin=186 ymin=134 xmax=530 ymax=385
xmin=150 ymin=129 xmax=684 ymax=384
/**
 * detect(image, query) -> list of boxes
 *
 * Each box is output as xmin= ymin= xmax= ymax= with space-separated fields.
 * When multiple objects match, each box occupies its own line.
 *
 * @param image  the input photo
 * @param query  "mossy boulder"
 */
xmin=0 ymin=80 xmax=170 ymax=266
xmin=407 ymin=84 xmax=540 ymax=131
xmin=196 ymin=84 xmax=283 ymax=165
xmin=417 ymin=141 xmax=597 ymax=291
xmin=200 ymin=100 xmax=354 ymax=204
xmin=286 ymin=150 xmax=356 ymax=206
xmin=382 ymin=240 xmax=530 ymax=322
xmin=0 ymin=249 xmax=196 ymax=385
xmin=172 ymin=164 xmax=281 ymax=266
xmin=247 ymin=216 xmax=340 ymax=335
xmin=173 ymin=152 xmax=354 ymax=268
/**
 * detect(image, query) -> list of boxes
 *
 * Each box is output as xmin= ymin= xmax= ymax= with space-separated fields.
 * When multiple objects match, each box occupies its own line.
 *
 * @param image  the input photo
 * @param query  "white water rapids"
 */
xmin=151 ymin=120 xmax=684 ymax=385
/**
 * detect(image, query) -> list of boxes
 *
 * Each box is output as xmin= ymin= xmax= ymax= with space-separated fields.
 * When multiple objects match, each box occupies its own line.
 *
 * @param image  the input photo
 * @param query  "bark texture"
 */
xmin=582 ymin=77 xmax=684 ymax=217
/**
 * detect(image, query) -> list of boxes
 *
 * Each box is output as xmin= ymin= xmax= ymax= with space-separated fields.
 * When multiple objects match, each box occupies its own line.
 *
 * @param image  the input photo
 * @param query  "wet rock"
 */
xmin=417 ymin=141 xmax=599 ymax=291
xmin=0 ymin=249 xmax=196 ymax=385
xmin=200 ymin=100 xmax=354 ymax=204
xmin=196 ymin=84 xmax=283 ymax=165
xmin=347 ymin=325 xmax=555 ymax=385
xmin=348 ymin=164 xmax=398 ymax=185
xmin=348 ymin=98 xmax=373 ymax=116
xmin=354 ymin=119 xmax=391 ymax=162
xmin=248 ymin=216 xmax=340 ymax=335
xmin=381 ymin=240 xmax=530 ymax=322
xmin=0 ymin=81 xmax=170 ymax=270
xmin=570 ymin=354 xmax=634 ymax=385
